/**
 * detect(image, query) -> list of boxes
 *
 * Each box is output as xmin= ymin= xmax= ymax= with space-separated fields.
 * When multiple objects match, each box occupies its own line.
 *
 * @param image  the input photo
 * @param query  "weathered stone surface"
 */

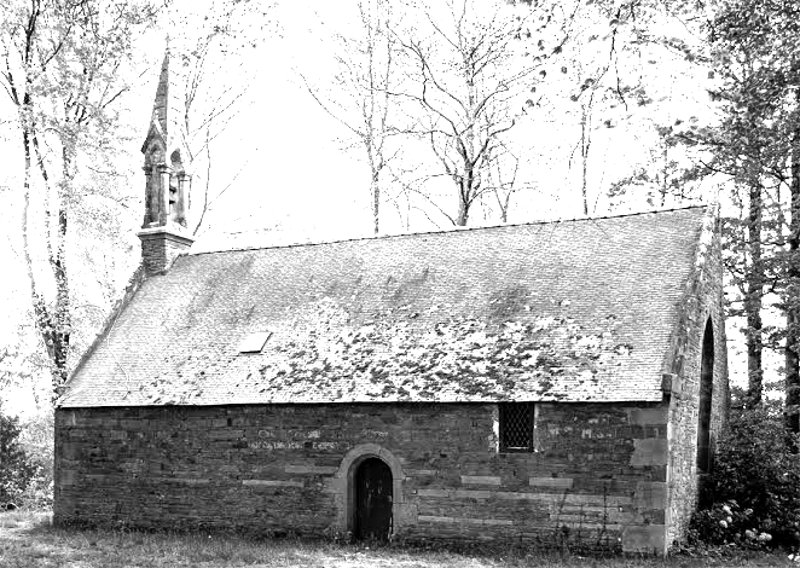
xmin=630 ymin=439 xmax=669 ymax=466
xmin=242 ymin=480 xmax=303 ymax=488
xmin=138 ymin=228 xmax=193 ymax=276
xmin=635 ymin=481 xmax=668 ymax=510
xmin=664 ymin=212 xmax=729 ymax=549
xmin=284 ymin=465 xmax=337 ymax=475
xmin=529 ymin=477 xmax=574 ymax=489
xmin=460 ymin=475 xmax=501 ymax=485
xmin=622 ymin=525 xmax=666 ymax=554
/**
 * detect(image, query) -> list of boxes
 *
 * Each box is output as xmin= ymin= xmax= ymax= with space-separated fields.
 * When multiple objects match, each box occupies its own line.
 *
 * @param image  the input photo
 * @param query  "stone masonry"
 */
xmin=138 ymin=227 xmax=194 ymax=276
xmin=665 ymin=214 xmax=729 ymax=545
xmin=56 ymin=401 xmax=677 ymax=553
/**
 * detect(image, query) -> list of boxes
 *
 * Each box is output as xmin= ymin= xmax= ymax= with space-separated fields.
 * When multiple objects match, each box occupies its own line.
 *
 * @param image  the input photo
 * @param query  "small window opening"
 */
xmin=499 ymin=402 xmax=535 ymax=452
xmin=168 ymin=180 xmax=178 ymax=216
xmin=697 ymin=319 xmax=714 ymax=472
xmin=237 ymin=331 xmax=272 ymax=354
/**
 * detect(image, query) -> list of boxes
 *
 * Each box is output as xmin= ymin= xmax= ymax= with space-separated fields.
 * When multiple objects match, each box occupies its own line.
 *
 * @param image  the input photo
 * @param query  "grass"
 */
xmin=0 ymin=510 xmax=795 ymax=568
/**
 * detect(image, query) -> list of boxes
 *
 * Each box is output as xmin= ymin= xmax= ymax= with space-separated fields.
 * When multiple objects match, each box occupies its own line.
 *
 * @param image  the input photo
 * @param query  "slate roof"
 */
xmin=60 ymin=206 xmax=712 ymax=407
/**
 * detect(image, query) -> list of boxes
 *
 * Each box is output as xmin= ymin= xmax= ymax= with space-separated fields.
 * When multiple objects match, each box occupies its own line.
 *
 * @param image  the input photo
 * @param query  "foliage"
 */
xmin=0 ymin=405 xmax=38 ymax=506
xmin=690 ymin=500 xmax=773 ymax=549
xmin=18 ymin=411 xmax=54 ymax=509
xmin=704 ymin=0 xmax=800 ymax=414
xmin=690 ymin=403 xmax=800 ymax=548
xmin=1 ymin=0 xmax=159 ymax=398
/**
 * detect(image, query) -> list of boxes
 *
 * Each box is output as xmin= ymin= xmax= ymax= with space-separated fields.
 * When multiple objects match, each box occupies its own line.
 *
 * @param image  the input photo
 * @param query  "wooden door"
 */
xmin=355 ymin=457 xmax=393 ymax=541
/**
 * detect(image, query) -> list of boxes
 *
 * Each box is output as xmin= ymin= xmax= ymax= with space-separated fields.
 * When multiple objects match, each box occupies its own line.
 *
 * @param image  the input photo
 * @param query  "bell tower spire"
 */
xmin=138 ymin=47 xmax=194 ymax=275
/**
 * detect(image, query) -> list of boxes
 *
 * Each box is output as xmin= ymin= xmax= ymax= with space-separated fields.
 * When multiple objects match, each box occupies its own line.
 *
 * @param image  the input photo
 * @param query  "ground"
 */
xmin=0 ymin=512 xmax=793 ymax=568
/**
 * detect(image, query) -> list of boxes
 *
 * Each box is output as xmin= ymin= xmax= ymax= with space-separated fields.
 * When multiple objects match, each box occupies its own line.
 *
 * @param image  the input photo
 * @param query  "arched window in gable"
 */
xmin=697 ymin=318 xmax=715 ymax=473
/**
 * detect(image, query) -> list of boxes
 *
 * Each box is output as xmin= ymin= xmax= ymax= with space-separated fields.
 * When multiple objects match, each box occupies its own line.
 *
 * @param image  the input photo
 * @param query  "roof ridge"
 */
xmin=190 ymin=204 xmax=709 ymax=257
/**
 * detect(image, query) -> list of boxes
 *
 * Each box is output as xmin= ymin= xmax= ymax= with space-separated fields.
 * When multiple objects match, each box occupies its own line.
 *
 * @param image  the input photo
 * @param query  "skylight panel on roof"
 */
xmin=237 ymin=331 xmax=272 ymax=354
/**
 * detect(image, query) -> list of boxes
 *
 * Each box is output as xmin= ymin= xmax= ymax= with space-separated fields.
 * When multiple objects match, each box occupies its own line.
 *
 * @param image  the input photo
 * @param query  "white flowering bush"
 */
xmin=688 ymin=400 xmax=800 ymax=549
xmin=689 ymin=500 xmax=771 ymax=547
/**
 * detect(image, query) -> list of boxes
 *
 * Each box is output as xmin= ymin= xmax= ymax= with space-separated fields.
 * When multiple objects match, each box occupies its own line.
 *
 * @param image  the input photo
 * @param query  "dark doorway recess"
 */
xmin=697 ymin=318 xmax=714 ymax=472
xmin=354 ymin=457 xmax=393 ymax=541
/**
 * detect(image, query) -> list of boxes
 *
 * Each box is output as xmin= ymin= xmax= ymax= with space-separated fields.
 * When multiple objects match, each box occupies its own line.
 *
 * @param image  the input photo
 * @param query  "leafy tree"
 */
xmin=18 ymin=411 xmax=54 ymax=507
xmin=547 ymin=0 xmax=713 ymax=214
xmin=694 ymin=398 xmax=800 ymax=547
xmin=0 ymin=0 xmax=158 ymax=397
xmin=709 ymin=0 xmax=800 ymax=426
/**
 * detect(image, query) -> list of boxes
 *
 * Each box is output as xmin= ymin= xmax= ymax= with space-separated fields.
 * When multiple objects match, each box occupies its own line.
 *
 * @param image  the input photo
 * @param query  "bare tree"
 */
xmin=389 ymin=0 xmax=575 ymax=226
xmin=166 ymin=0 xmax=273 ymax=235
xmin=481 ymin=141 xmax=533 ymax=223
xmin=301 ymin=0 xmax=399 ymax=234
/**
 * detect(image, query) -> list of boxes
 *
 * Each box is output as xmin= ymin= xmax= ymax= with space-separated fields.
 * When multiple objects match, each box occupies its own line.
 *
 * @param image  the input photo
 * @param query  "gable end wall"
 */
xmin=665 ymin=214 xmax=729 ymax=547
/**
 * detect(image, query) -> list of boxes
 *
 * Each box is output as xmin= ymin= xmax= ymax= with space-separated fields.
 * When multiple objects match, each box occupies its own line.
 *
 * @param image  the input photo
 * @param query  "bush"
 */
xmin=690 ymin=402 xmax=800 ymax=548
xmin=0 ymin=404 xmax=38 ymax=506
xmin=18 ymin=411 xmax=54 ymax=508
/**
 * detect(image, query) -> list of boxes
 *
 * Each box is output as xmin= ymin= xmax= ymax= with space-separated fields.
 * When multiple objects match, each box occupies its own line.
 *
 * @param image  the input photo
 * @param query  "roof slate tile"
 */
xmin=60 ymin=207 xmax=708 ymax=407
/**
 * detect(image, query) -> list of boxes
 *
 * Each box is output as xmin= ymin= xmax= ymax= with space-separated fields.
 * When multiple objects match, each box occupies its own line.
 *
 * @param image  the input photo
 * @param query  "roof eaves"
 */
xmin=58 ymin=392 xmax=666 ymax=409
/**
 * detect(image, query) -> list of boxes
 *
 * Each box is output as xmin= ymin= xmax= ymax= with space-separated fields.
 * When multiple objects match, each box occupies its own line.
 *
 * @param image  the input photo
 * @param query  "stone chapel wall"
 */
xmin=55 ymin=400 xmax=670 ymax=553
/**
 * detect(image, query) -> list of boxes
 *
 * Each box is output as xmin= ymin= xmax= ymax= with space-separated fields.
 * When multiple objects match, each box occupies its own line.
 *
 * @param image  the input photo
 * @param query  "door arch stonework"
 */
xmin=330 ymin=444 xmax=408 ymax=538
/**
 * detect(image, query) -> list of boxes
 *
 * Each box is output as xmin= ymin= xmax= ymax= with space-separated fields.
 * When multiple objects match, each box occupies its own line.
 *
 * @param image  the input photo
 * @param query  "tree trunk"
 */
xmin=786 ymin=125 xmax=800 ymax=437
xmin=23 ymin=121 xmax=73 ymax=399
xmin=50 ymin=146 xmax=73 ymax=394
xmin=371 ymin=169 xmax=380 ymax=234
xmin=455 ymin=195 xmax=468 ymax=226
xmin=455 ymin=175 xmax=470 ymax=226
xmin=580 ymin=104 xmax=589 ymax=215
xmin=745 ymin=177 xmax=764 ymax=407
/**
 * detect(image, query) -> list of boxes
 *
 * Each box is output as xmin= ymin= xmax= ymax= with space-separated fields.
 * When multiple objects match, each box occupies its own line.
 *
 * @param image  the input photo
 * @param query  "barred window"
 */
xmin=499 ymin=402 xmax=535 ymax=452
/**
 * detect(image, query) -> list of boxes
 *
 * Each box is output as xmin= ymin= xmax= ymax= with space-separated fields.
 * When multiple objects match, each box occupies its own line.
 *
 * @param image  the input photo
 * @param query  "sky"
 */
xmin=0 ymin=0 xmax=749 ymax=416
xmin=162 ymin=0 xmax=702 ymax=242
xmin=122 ymin=0 xmax=725 ymax=247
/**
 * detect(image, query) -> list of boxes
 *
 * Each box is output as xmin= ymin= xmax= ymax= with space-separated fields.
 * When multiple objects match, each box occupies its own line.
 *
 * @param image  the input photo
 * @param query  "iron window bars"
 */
xmin=499 ymin=402 xmax=534 ymax=452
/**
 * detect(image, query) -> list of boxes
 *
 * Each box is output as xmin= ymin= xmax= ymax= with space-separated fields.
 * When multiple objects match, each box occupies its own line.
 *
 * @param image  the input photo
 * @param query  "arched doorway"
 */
xmin=354 ymin=457 xmax=393 ymax=541
xmin=697 ymin=318 xmax=714 ymax=473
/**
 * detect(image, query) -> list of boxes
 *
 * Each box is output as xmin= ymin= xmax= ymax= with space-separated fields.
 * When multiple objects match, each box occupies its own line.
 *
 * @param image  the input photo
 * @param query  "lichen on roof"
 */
xmin=252 ymin=300 xmax=633 ymax=402
xmin=59 ymin=206 xmax=711 ymax=407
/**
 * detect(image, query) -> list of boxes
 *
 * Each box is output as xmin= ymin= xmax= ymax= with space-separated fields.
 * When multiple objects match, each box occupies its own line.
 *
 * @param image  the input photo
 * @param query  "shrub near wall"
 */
xmin=19 ymin=411 xmax=54 ymax=508
xmin=0 ymin=405 xmax=38 ymax=506
xmin=690 ymin=402 xmax=800 ymax=548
